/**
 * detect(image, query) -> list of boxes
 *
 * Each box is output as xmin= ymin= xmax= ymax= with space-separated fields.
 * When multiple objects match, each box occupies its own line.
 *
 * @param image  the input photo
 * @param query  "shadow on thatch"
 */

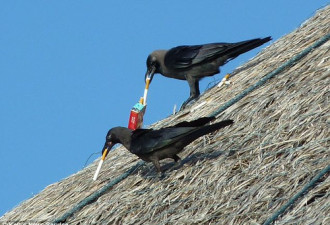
xmin=138 ymin=149 xmax=230 ymax=179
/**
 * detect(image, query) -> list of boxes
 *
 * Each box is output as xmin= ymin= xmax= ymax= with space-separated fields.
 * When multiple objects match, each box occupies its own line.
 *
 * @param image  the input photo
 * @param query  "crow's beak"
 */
xmin=102 ymin=141 xmax=115 ymax=158
xmin=145 ymin=66 xmax=156 ymax=84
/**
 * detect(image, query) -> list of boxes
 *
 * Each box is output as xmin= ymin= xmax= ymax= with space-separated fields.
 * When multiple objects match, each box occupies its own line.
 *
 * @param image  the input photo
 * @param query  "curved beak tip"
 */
xmin=102 ymin=141 xmax=114 ymax=156
xmin=145 ymin=68 xmax=155 ymax=83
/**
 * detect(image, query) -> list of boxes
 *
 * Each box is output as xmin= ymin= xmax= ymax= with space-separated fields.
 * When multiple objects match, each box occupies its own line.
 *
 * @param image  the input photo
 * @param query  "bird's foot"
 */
xmin=173 ymin=159 xmax=182 ymax=170
xmin=180 ymin=97 xmax=199 ymax=111
xmin=158 ymin=172 xmax=166 ymax=179
xmin=145 ymin=172 xmax=165 ymax=180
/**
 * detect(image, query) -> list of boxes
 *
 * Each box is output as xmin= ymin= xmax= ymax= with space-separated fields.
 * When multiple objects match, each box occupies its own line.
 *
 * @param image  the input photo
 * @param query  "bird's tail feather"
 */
xmin=172 ymin=116 xmax=216 ymax=128
xmin=225 ymin=37 xmax=271 ymax=60
xmin=180 ymin=119 xmax=234 ymax=147
xmin=198 ymin=119 xmax=234 ymax=136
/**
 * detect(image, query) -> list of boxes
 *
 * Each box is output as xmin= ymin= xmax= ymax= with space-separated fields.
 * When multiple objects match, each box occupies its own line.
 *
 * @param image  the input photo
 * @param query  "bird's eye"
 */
xmin=147 ymin=55 xmax=158 ymax=67
xmin=151 ymin=59 xmax=158 ymax=68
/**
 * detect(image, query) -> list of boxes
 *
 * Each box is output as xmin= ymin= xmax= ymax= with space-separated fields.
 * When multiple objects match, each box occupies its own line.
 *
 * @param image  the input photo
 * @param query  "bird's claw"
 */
xmin=180 ymin=97 xmax=198 ymax=111
xmin=158 ymin=172 xmax=165 ymax=179
xmin=173 ymin=160 xmax=182 ymax=170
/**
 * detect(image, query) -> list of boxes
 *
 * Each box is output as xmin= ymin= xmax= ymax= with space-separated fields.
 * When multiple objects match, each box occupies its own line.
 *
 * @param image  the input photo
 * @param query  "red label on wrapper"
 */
xmin=128 ymin=103 xmax=146 ymax=130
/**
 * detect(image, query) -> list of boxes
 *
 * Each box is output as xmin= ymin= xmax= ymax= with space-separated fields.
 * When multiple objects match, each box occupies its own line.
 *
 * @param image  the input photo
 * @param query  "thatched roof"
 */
xmin=1 ymin=5 xmax=329 ymax=225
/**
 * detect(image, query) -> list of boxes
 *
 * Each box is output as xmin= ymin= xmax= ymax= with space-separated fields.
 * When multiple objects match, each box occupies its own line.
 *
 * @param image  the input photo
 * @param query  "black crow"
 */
xmin=145 ymin=37 xmax=271 ymax=108
xmin=102 ymin=117 xmax=233 ymax=175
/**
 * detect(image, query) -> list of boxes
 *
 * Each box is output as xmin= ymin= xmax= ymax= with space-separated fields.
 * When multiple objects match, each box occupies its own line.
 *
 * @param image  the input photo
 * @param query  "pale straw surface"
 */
xmin=1 ymin=5 xmax=329 ymax=225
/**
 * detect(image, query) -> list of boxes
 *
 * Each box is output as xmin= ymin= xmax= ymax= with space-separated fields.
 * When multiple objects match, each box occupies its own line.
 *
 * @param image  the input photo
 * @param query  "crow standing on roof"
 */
xmin=102 ymin=117 xmax=233 ymax=175
xmin=145 ymin=37 xmax=272 ymax=108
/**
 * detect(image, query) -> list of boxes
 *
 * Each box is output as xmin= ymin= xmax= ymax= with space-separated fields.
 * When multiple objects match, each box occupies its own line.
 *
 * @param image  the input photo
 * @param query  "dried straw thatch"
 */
xmin=1 ymin=5 xmax=329 ymax=225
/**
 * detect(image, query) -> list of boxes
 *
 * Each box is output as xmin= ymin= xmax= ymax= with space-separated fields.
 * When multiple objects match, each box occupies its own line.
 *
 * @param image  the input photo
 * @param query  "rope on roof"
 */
xmin=263 ymin=165 xmax=330 ymax=225
xmin=52 ymin=33 xmax=330 ymax=223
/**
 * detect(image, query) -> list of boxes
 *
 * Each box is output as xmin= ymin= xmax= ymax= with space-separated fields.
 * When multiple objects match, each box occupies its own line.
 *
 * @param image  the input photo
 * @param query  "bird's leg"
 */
xmin=181 ymin=76 xmax=200 ymax=110
xmin=193 ymin=79 xmax=200 ymax=97
xmin=172 ymin=154 xmax=182 ymax=169
xmin=151 ymin=159 xmax=164 ymax=178
xmin=172 ymin=154 xmax=181 ymax=163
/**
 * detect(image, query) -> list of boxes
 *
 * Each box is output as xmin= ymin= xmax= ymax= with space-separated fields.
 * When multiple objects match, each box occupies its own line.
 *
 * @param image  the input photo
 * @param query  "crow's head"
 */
xmin=145 ymin=52 xmax=161 ymax=83
xmin=101 ymin=128 xmax=120 ymax=157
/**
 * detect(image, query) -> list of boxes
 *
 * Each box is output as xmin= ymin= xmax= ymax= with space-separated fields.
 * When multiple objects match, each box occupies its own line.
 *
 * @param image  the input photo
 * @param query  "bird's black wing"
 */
xmin=164 ymin=37 xmax=271 ymax=70
xmin=132 ymin=128 xmax=153 ymax=139
xmin=164 ymin=45 xmax=202 ymax=69
xmin=130 ymin=127 xmax=197 ymax=154
xmin=164 ymin=44 xmax=229 ymax=70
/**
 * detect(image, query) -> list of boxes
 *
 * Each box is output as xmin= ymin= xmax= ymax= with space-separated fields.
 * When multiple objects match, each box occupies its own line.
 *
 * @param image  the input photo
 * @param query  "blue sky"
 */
xmin=0 ymin=1 xmax=328 ymax=216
